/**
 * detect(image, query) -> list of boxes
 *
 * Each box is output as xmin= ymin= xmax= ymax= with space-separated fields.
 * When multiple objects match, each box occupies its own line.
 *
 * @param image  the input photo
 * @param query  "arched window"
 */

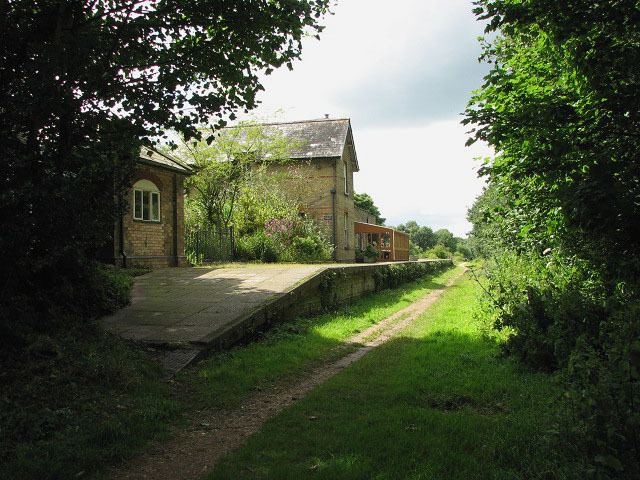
xmin=133 ymin=179 xmax=160 ymax=222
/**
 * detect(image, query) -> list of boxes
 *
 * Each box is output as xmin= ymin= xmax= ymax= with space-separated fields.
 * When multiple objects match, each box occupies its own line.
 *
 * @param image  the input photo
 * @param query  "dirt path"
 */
xmin=109 ymin=268 xmax=466 ymax=480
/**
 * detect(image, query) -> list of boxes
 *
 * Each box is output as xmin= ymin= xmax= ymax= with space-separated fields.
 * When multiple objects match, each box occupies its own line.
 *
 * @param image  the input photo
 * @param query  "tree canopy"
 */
xmin=353 ymin=192 xmax=385 ymax=225
xmin=178 ymin=122 xmax=295 ymax=231
xmin=3 ymin=1 xmax=331 ymax=142
xmin=465 ymin=0 xmax=640 ymax=273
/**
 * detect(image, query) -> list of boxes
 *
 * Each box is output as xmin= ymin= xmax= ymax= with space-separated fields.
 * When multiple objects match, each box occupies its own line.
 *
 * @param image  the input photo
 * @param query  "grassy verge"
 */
xmin=0 ymin=266 xmax=179 ymax=480
xmin=2 ymin=264 xmax=458 ymax=480
xmin=210 ymin=274 xmax=576 ymax=480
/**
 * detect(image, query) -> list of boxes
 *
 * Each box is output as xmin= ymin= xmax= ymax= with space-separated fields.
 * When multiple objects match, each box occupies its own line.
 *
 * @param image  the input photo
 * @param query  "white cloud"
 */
xmin=352 ymin=120 xmax=491 ymax=236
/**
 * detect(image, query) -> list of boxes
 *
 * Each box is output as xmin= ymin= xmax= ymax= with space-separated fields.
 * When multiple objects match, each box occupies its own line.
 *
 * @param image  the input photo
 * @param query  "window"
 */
xmin=344 ymin=212 xmax=349 ymax=247
xmin=343 ymin=160 xmax=349 ymax=194
xmin=133 ymin=179 xmax=160 ymax=222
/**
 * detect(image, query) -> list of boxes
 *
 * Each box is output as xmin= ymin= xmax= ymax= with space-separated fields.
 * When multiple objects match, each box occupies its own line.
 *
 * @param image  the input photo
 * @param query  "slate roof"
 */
xmin=220 ymin=117 xmax=359 ymax=171
xmin=139 ymin=147 xmax=193 ymax=175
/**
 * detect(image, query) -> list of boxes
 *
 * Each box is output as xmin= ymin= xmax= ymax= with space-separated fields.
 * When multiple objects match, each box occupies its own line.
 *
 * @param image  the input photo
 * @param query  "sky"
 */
xmin=244 ymin=0 xmax=493 ymax=236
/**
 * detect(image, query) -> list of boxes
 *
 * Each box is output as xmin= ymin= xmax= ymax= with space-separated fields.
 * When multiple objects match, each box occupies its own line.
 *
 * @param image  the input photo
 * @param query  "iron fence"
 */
xmin=185 ymin=227 xmax=234 ymax=264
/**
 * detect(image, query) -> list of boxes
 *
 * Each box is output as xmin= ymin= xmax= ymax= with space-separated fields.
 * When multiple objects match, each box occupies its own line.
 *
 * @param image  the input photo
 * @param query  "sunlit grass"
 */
xmin=209 ymin=275 xmax=576 ymax=480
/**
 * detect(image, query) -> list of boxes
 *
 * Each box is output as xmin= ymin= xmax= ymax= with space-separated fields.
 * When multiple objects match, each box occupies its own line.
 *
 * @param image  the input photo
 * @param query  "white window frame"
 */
xmin=343 ymin=159 xmax=349 ymax=195
xmin=133 ymin=180 xmax=160 ymax=222
xmin=344 ymin=212 xmax=349 ymax=248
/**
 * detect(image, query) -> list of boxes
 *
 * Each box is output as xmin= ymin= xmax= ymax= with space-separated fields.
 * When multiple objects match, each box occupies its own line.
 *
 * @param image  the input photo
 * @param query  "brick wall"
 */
xmin=334 ymin=145 xmax=357 ymax=262
xmin=264 ymin=147 xmax=361 ymax=262
xmin=114 ymin=164 xmax=188 ymax=268
xmin=354 ymin=206 xmax=375 ymax=225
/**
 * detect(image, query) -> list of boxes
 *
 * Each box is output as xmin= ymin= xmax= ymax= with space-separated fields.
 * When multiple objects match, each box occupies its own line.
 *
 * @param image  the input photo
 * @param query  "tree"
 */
xmin=1 ymin=1 xmax=331 ymax=329
xmin=434 ymin=229 xmax=457 ymax=252
xmin=466 ymin=183 xmax=513 ymax=258
xmin=353 ymin=192 xmax=385 ymax=225
xmin=465 ymin=1 xmax=640 ymax=474
xmin=397 ymin=221 xmax=437 ymax=251
xmin=465 ymin=0 xmax=640 ymax=272
xmin=179 ymin=122 xmax=295 ymax=232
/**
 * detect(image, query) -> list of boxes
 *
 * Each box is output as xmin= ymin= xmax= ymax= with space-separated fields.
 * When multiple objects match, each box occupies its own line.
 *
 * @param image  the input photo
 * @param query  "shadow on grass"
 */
xmin=210 ymin=329 xmax=572 ymax=480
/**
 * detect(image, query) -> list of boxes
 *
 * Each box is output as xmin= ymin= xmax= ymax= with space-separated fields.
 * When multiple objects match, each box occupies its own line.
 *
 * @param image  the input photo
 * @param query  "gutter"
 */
xmin=331 ymin=187 xmax=337 ymax=261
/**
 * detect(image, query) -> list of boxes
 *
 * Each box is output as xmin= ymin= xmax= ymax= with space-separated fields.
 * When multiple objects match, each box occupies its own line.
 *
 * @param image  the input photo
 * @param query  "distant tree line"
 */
xmin=395 ymin=221 xmax=474 ymax=260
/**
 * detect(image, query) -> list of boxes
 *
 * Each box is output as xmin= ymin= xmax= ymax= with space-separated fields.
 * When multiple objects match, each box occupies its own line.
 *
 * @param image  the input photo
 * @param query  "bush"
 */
xmin=291 ymin=236 xmax=330 ymax=263
xmin=424 ymin=244 xmax=452 ymax=259
xmin=236 ymin=217 xmax=332 ymax=264
xmin=478 ymin=252 xmax=608 ymax=371
xmin=563 ymin=316 xmax=640 ymax=478
xmin=477 ymin=251 xmax=640 ymax=476
xmin=235 ymin=231 xmax=279 ymax=263
xmin=373 ymin=260 xmax=453 ymax=290
xmin=1 ymin=257 xmax=134 ymax=351
xmin=91 ymin=264 xmax=134 ymax=315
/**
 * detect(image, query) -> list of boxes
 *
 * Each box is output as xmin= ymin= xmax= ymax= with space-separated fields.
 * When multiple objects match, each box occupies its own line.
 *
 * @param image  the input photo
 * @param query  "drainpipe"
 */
xmin=116 ymin=188 xmax=127 ymax=268
xmin=330 ymin=187 xmax=337 ymax=261
xmin=119 ymin=209 xmax=127 ymax=268
xmin=172 ymin=173 xmax=179 ymax=266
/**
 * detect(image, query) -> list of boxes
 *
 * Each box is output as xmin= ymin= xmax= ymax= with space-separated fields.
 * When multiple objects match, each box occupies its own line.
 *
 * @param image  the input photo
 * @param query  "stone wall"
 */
xmin=200 ymin=259 xmax=454 ymax=352
xmin=114 ymin=164 xmax=188 ymax=268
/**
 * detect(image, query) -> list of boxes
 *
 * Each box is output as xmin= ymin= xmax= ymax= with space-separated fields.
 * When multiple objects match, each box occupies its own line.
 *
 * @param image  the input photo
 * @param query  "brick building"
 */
xmin=112 ymin=148 xmax=192 ymax=268
xmin=254 ymin=118 xmax=409 ymax=262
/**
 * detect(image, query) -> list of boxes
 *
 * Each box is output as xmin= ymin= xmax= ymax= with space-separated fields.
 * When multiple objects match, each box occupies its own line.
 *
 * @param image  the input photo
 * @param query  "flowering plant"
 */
xmin=264 ymin=218 xmax=296 ymax=245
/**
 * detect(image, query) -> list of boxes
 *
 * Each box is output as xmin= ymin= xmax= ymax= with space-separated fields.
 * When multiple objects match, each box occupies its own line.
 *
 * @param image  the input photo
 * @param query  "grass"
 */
xmin=0 ymin=320 xmax=180 ymax=480
xmin=1 ymin=263 xmax=458 ymax=480
xmin=179 ymin=265 xmax=462 ymax=410
xmin=209 ymin=274 xmax=575 ymax=480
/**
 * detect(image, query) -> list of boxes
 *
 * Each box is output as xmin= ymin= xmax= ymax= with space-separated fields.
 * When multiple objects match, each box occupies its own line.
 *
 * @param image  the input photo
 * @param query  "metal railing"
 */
xmin=185 ymin=227 xmax=234 ymax=264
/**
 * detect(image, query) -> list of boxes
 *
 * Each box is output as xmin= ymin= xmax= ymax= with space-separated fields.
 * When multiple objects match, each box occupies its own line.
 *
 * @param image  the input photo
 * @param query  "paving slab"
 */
xmin=102 ymin=264 xmax=325 ymax=347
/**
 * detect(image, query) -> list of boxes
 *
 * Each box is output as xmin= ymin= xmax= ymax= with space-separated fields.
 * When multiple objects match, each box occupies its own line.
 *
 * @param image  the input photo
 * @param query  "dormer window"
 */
xmin=133 ymin=179 xmax=160 ymax=222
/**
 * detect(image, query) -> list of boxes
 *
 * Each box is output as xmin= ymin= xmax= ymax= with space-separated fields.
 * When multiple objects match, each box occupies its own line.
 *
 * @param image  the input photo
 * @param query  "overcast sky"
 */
xmin=245 ymin=0 xmax=493 ymax=236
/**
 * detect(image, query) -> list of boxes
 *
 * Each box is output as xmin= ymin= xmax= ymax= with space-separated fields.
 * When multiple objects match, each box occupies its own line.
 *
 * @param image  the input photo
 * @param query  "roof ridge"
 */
xmin=222 ymin=118 xmax=350 ymax=129
xmin=141 ymin=146 xmax=193 ymax=172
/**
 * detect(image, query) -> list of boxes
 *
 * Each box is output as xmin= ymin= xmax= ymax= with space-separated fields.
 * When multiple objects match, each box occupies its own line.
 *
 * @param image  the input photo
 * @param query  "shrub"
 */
xmin=424 ymin=244 xmax=452 ymax=259
xmin=364 ymin=244 xmax=378 ymax=260
xmin=1 ymin=257 xmax=134 ymax=348
xmin=478 ymin=252 xmax=607 ymax=371
xmin=90 ymin=264 xmax=134 ymax=315
xmin=476 ymin=251 xmax=640 ymax=476
xmin=291 ymin=236 xmax=331 ymax=262
xmin=563 ymin=316 xmax=640 ymax=478
xmin=239 ymin=216 xmax=332 ymax=263
xmin=373 ymin=260 xmax=452 ymax=290
xmin=235 ymin=231 xmax=279 ymax=263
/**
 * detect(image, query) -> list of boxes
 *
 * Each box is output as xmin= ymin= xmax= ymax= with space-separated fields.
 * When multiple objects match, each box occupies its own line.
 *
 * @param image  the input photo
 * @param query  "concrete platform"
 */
xmin=102 ymin=264 xmax=324 ymax=346
xmin=102 ymin=260 xmax=453 ymax=373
